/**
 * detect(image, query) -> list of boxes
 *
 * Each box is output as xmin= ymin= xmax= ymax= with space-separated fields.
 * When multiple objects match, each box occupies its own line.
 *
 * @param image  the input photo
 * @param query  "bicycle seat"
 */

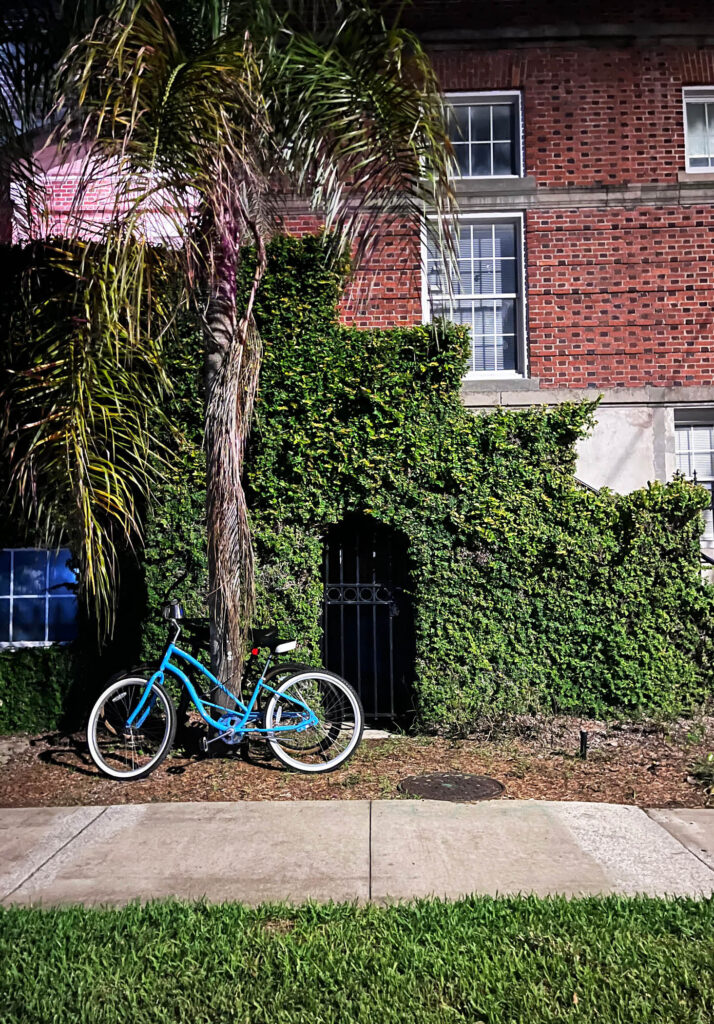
xmin=249 ymin=626 xmax=297 ymax=654
xmin=162 ymin=601 xmax=185 ymax=620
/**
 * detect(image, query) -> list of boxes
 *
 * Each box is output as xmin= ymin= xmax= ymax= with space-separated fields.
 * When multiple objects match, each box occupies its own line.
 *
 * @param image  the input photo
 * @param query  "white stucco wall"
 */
xmin=575 ymin=405 xmax=665 ymax=493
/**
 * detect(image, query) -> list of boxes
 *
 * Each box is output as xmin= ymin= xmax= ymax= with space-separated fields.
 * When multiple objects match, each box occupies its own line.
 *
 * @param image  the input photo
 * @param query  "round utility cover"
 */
xmin=397 ymin=772 xmax=504 ymax=802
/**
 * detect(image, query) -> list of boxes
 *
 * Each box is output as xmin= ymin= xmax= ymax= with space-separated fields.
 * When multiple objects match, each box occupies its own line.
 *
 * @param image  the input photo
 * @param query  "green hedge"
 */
xmin=243 ymin=235 xmax=714 ymax=728
xmin=1 ymin=235 xmax=713 ymax=733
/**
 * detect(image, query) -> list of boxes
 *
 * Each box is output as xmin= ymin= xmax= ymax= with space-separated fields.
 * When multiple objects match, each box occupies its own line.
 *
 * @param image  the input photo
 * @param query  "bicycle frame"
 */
xmin=126 ymin=642 xmax=318 ymax=737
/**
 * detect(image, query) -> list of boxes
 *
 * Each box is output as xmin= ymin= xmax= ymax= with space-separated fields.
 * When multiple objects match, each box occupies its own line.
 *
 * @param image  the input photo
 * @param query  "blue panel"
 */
xmin=0 ymin=598 xmax=9 ymax=642
xmin=49 ymin=549 xmax=78 ymax=595
xmin=0 ymin=551 xmax=10 ymax=597
xmin=13 ymin=599 xmax=46 ymax=642
xmin=48 ymin=598 xmax=78 ymax=642
xmin=13 ymin=551 xmax=47 ymax=597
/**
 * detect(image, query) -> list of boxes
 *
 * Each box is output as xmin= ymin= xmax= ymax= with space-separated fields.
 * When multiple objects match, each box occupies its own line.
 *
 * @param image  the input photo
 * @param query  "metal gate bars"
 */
xmin=322 ymin=517 xmax=413 ymax=721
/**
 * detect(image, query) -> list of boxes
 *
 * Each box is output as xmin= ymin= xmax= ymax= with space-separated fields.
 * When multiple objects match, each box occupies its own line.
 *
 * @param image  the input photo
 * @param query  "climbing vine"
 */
xmin=1 ymin=235 xmax=713 ymax=732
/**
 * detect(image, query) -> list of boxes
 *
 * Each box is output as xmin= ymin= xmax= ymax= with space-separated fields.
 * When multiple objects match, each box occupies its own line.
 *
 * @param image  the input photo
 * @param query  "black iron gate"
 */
xmin=322 ymin=517 xmax=414 ymax=721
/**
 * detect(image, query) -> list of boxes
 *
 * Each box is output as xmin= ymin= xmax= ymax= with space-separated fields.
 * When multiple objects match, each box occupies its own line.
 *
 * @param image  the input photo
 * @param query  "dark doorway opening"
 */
xmin=321 ymin=515 xmax=415 ymax=724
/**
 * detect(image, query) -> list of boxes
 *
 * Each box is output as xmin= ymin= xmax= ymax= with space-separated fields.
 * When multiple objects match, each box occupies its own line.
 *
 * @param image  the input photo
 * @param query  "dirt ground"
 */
xmin=1 ymin=714 xmax=713 ymax=808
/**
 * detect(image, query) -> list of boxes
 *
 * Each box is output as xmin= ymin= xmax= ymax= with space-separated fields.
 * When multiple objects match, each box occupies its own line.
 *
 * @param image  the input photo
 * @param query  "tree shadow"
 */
xmin=36 ymin=732 xmax=98 ymax=777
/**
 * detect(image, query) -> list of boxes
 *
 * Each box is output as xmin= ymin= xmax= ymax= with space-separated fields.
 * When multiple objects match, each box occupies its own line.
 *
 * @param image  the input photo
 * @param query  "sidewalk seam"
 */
xmin=368 ymin=801 xmax=373 ymax=902
xmin=644 ymin=809 xmax=714 ymax=877
xmin=2 ymin=806 xmax=108 ymax=902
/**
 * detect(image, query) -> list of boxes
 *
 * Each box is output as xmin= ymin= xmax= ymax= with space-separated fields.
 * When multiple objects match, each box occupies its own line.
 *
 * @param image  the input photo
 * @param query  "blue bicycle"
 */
xmin=87 ymin=601 xmax=364 ymax=780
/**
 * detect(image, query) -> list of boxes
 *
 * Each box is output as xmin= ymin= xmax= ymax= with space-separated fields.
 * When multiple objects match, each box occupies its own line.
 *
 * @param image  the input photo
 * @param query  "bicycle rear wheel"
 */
xmin=87 ymin=676 xmax=176 ymax=781
xmin=265 ymin=670 xmax=363 ymax=773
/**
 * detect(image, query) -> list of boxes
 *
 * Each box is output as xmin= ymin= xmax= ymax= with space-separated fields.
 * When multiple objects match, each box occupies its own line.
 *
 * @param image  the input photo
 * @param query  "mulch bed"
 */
xmin=1 ymin=714 xmax=713 ymax=807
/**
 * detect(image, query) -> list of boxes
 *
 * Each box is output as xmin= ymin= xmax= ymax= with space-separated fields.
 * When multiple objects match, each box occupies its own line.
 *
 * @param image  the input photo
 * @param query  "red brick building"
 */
xmin=15 ymin=1 xmax=714 ymax=537
xmin=334 ymin=0 xmax=714 ymax=543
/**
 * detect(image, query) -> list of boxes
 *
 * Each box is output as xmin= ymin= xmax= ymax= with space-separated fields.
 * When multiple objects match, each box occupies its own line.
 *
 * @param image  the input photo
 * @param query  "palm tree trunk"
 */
xmin=203 ymin=235 xmax=265 ymax=708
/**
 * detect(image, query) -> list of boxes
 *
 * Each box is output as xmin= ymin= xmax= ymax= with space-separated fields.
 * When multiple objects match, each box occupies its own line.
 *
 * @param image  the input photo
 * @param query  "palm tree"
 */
xmin=4 ymin=0 xmax=455 ymax=693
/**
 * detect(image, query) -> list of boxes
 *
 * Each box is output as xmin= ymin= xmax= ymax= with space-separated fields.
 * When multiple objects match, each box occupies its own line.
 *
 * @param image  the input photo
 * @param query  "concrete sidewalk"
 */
xmin=1 ymin=800 xmax=713 ymax=907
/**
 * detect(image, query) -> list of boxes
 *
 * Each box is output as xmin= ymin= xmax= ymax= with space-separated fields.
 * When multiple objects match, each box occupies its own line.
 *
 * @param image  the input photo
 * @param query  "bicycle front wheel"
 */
xmin=87 ymin=676 xmax=176 ymax=781
xmin=265 ymin=670 xmax=363 ymax=773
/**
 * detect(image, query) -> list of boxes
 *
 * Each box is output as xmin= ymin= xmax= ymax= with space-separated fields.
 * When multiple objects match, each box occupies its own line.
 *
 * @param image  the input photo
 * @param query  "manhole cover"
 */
xmin=397 ymin=773 xmax=504 ymax=802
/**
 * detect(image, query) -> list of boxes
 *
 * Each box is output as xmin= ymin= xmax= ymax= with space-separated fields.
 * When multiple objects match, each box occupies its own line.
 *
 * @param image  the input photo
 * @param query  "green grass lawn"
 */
xmin=1 ymin=896 xmax=712 ymax=1023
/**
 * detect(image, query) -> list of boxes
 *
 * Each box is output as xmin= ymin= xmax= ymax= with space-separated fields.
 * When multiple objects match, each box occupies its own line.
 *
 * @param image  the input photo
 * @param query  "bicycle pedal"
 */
xmin=201 ymin=732 xmax=226 ymax=751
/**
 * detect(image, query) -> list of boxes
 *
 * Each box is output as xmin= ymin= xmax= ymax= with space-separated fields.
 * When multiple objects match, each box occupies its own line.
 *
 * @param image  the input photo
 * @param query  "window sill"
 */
xmin=462 ymin=375 xmax=540 ymax=392
xmin=454 ymin=175 xmax=537 ymax=197
xmin=0 ymin=641 xmax=73 ymax=650
xmin=678 ymin=171 xmax=714 ymax=183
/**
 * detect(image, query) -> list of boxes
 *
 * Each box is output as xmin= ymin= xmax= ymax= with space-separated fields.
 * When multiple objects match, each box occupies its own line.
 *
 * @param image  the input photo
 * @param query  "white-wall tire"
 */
xmin=87 ymin=676 xmax=176 ymax=781
xmin=265 ymin=670 xmax=364 ymax=773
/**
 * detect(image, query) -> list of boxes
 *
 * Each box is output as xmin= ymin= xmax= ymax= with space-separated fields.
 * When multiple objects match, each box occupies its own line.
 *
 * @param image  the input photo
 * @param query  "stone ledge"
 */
xmin=462 ymin=376 xmax=541 ymax=393
xmin=461 ymin=383 xmax=714 ymax=408
xmin=454 ymin=176 xmax=537 ymax=198
xmin=420 ymin=22 xmax=714 ymax=48
xmin=455 ymin=179 xmax=714 ymax=212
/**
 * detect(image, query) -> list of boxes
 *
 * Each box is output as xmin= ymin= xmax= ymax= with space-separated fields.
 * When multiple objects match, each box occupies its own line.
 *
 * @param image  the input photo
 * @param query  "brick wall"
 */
xmin=26 ymin=34 xmax=714 ymax=390
xmin=434 ymin=45 xmax=714 ymax=186
xmin=526 ymin=205 xmax=714 ymax=387
xmin=330 ymin=42 xmax=714 ymax=387
xmin=283 ymin=214 xmax=422 ymax=328
xmin=404 ymin=0 xmax=713 ymax=32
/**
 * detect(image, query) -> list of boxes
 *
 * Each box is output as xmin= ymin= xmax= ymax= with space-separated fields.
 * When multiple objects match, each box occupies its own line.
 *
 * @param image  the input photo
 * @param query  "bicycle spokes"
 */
xmin=92 ymin=683 xmax=172 ymax=775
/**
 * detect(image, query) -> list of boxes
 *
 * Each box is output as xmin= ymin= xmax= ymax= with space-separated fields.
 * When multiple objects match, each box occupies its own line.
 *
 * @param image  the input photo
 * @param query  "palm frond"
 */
xmin=1 ymin=238 xmax=175 ymax=636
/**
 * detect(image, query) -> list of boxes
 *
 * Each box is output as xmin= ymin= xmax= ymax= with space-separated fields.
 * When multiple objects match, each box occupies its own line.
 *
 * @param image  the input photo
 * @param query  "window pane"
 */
xmin=49 ymin=549 xmax=77 ymax=596
xmin=687 ymin=102 xmax=708 ymax=152
xmin=493 ymin=142 xmax=514 ymax=175
xmin=691 ymin=425 xmax=714 ymax=450
xmin=690 ymin=156 xmax=711 ymax=168
xmin=473 ymin=261 xmax=494 ymax=294
xmin=13 ymin=598 xmax=46 ymax=642
xmin=705 ymin=508 xmax=714 ymax=538
xmin=500 ymin=299 xmax=516 ymax=336
xmin=453 ymin=143 xmax=471 ymax=176
xmin=470 ymin=105 xmax=491 ymax=142
xmin=13 ymin=551 xmax=47 ymax=597
xmin=448 ymin=106 xmax=469 ymax=142
xmin=471 ymin=227 xmax=493 ymax=260
xmin=693 ymin=451 xmax=714 ymax=476
xmin=675 ymin=427 xmax=689 ymax=453
xmin=491 ymin=104 xmax=513 ymax=140
xmin=500 ymin=333 xmax=517 ymax=371
xmin=427 ymin=219 xmax=521 ymax=375
xmin=495 ymin=259 xmax=517 ymax=293
xmin=427 ymin=261 xmax=447 ymax=294
xmin=472 ymin=336 xmax=493 ymax=371
xmin=471 ymin=143 xmax=491 ymax=176
xmin=450 ymin=301 xmax=473 ymax=328
xmin=494 ymin=224 xmax=516 ymax=258
xmin=0 ymin=551 xmax=10 ymax=597
xmin=48 ymin=598 xmax=78 ymax=642
xmin=0 ymin=598 xmax=9 ymax=642
xmin=472 ymin=302 xmax=495 ymax=336
xmin=456 ymin=229 xmax=472 ymax=293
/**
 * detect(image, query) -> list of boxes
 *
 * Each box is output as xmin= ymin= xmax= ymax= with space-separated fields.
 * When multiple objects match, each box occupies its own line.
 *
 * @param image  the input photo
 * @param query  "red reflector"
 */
xmin=251 ymin=648 xmax=259 ymax=656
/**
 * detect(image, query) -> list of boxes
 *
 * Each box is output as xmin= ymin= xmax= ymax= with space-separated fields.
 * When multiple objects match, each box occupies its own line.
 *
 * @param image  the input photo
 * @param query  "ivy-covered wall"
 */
xmin=1 ymin=235 xmax=713 ymax=733
xmin=244 ymin=235 xmax=714 ymax=728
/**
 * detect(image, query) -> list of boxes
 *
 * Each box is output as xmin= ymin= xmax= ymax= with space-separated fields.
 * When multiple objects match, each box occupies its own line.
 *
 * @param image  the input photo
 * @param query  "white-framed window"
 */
xmin=683 ymin=88 xmax=714 ymax=172
xmin=446 ymin=91 xmax=523 ymax=178
xmin=0 ymin=548 xmax=79 ymax=647
xmin=675 ymin=423 xmax=714 ymax=539
xmin=423 ymin=213 xmax=527 ymax=378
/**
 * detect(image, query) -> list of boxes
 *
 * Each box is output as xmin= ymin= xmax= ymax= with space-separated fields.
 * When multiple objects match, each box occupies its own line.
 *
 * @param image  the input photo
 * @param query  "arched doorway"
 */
xmin=321 ymin=515 xmax=415 ymax=723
